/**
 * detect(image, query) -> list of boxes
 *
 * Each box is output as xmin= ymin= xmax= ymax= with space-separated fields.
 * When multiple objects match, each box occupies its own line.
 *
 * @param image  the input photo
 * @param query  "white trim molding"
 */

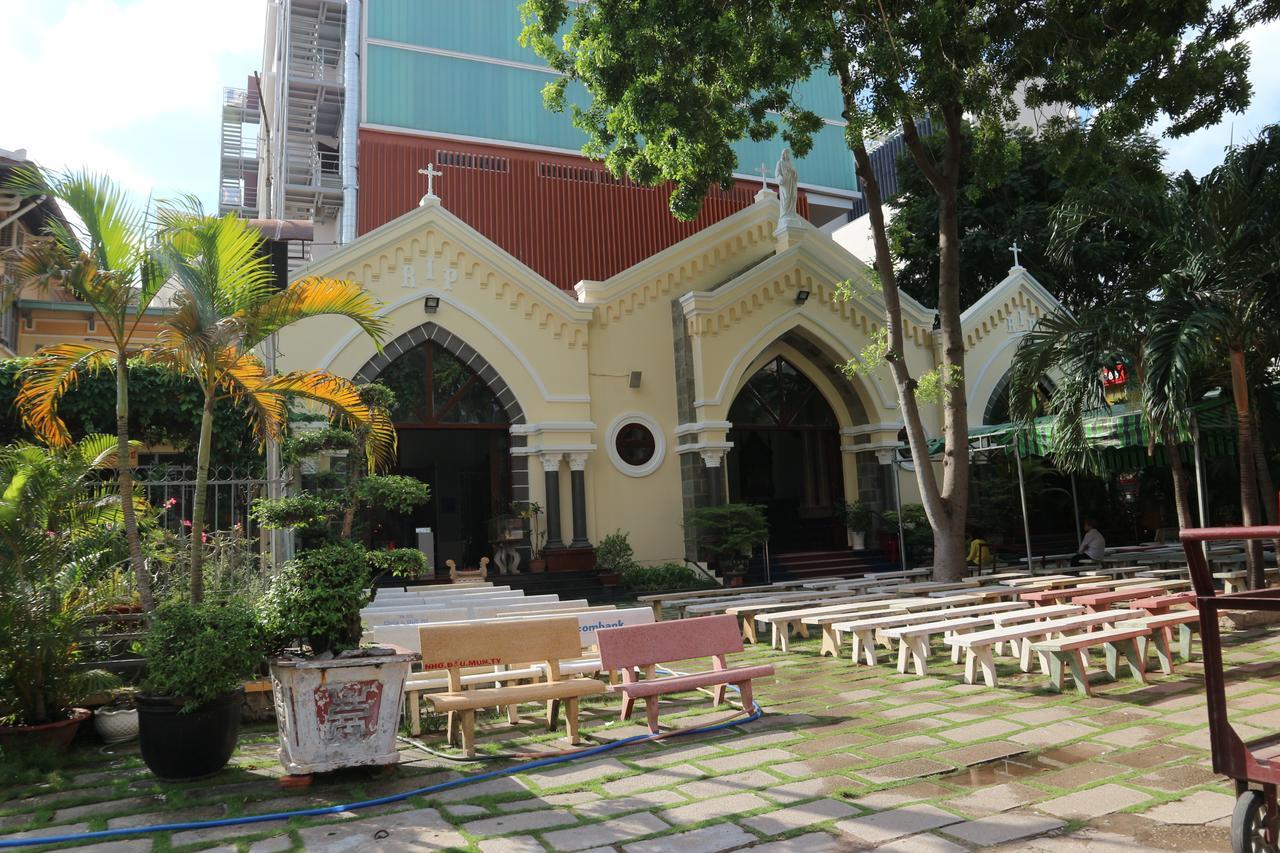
xmin=840 ymin=422 xmax=904 ymax=438
xmin=673 ymin=421 xmax=733 ymax=438
xmin=604 ymin=412 xmax=666 ymax=478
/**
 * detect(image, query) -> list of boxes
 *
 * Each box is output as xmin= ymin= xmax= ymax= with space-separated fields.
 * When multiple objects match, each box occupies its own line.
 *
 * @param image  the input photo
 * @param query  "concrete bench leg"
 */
xmin=856 ymin=630 xmax=878 ymax=666
xmin=446 ymin=709 xmax=458 ymax=745
xmin=973 ymin=646 xmax=999 ymax=688
xmin=1179 ymin=624 xmax=1196 ymax=661
xmin=407 ymin=690 xmax=422 ymax=736
xmin=644 ymin=697 xmax=660 ymax=733
xmin=797 ymin=621 xmax=810 ymax=639
xmin=771 ymin=624 xmax=783 ymax=651
xmin=739 ymin=679 xmax=755 ymax=714
xmin=820 ymin=626 xmax=840 ymax=657
xmin=546 ymin=699 xmax=561 ymax=731
xmin=507 ymin=703 xmax=521 ymax=725
xmin=1065 ymin=650 xmax=1091 ymax=696
xmin=1148 ymin=630 xmax=1175 ymax=674
xmin=897 ymin=636 xmax=929 ymax=676
xmin=712 ymin=682 xmax=728 ymax=705
xmin=742 ymin=617 xmax=758 ymax=644
xmin=459 ymin=709 xmax=477 ymax=757
xmin=620 ymin=691 xmax=636 ymax=722
xmin=1103 ymin=639 xmax=1147 ymax=684
xmin=565 ymin=697 xmax=581 ymax=744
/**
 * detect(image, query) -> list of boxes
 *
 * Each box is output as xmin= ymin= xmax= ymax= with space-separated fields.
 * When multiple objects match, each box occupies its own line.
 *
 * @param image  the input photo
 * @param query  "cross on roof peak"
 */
xmin=418 ymin=164 xmax=443 ymax=202
xmin=1010 ymin=241 xmax=1023 ymax=269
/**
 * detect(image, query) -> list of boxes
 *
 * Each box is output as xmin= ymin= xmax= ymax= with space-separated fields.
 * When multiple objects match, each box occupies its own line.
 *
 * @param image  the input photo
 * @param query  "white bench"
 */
xmin=1124 ymin=610 xmax=1200 ymax=673
xmin=752 ymin=596 xmax=899 ymax=651
xmin=723 ymin=593 xmax=891 ymax=643
xmin=800 ymin=597 xmax=942 ymax=656
xmin=944 ymin=608 xmax=1146 ymax=687
xmin=884 ymin=603 xmax=1086 ymax=676
xmin=472 ymin=599 xmax=590 ymax=619
xmin=361 ymin=595 xmax=562 ymax=626
xmin=1031 ymin=624 xmax=1152 ymax=695
xmin=832 ymin=601 xmax=1029 ymax=665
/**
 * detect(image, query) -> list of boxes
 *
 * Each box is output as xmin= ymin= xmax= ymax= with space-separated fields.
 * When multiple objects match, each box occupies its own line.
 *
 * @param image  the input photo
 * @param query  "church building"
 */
xmin=274 ymin=167 xmax=1065 ymax=572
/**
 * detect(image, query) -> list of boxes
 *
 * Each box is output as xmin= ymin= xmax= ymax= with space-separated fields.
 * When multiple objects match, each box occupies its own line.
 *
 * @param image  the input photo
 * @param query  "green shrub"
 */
xmin=250 ymin=494 xmax=340 ymax=530
xmin=620 ymin=562 xmax=717 ymax=593
xmin=257 ymin=541 xmax=370 ymax=656
xmin=595 ymin=530 xmax=636 ymax=573
xmin=843 ymin=500 xmax=875 ymax=533
xmin=684 ymin=503 xmax=768 ymax=557
xmin=140 ymin=600 xmax=263 ymax=712
xmin=356 ymin=475 xmax=432 ymax=515
xmin=367 ymin=548 xmax=430 ymax=578
xmin=882 ymin=503 xmax=933 ymax=561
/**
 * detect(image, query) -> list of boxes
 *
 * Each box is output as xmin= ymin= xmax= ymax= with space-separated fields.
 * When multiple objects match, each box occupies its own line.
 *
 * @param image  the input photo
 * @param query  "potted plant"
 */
xmin=136 ymin=599 xmax=263 ymax=779
xmin=515 ymin=501 xmax=547 ymax=572
xmin=94 ymin=690 xmax=139 ymax=745
xmin=252 ymin=383 xmax=430 ymax=782
xmin=844 ymin=501 xmax=875 ymax=550
xmin=0 ymin=437 xmax=127 ymax=754
xmin=684 ymin=504 xmax=769 ymax=587
xmin=595 ymin=529 xmax=636 ymax=586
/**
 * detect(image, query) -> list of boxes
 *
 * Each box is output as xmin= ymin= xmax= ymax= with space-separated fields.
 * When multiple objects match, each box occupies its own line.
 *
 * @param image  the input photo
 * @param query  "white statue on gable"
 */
xmin=775 ymin=149 xmax=801 ymax=226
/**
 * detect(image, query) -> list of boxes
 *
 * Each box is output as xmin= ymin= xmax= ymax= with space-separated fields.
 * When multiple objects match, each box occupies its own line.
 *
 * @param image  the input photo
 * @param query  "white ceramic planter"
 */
xmin=93 ymin=706 xmax=139 ymax=744
xmin=850 ymin=531 xmax=867 ymax=550
xmin=269 ymin=648 xmax=416 ymax=775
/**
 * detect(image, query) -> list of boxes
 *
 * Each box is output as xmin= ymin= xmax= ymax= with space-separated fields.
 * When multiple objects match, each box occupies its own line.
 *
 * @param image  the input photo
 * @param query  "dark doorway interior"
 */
xmin=371 ymin=340 xmax=511 ymax=568
xmin=727 ymin=356 xmax=845 ymax=551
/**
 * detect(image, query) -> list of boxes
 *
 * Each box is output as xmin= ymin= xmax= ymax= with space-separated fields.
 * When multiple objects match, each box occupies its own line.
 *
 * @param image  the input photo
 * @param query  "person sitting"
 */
xmin=966 ymin=530 xmax=993 ymax=569
xmin=1070 ymin=519 xmax=1106 ymax=566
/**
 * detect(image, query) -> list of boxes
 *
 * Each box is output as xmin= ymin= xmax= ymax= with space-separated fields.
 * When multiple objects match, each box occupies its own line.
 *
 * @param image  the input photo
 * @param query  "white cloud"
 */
xmin=0 ymin=0 xmax=263 ymax=203
xmin=1157 ymin=17 xmax=1280 ymax=176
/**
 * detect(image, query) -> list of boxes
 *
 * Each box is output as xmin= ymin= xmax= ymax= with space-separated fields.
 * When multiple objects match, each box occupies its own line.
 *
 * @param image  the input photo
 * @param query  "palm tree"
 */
xmin=5 ymin=170 xmax=168 ymax=612
xmin=1009 ymin=289 xmax=1199 ymax=532
xmin=151 ymin=203 xmax=389 ymax=602
xmin=1146 ymin=130 xmax=1280 ymax=587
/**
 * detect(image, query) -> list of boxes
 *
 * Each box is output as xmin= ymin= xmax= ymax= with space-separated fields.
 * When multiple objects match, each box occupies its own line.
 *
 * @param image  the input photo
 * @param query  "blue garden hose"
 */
xmin=2 ymin=676 xmax=761 ymax=849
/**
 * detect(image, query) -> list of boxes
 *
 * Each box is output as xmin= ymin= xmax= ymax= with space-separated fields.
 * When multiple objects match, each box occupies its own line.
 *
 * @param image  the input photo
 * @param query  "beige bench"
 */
xmin=754 ymin=597 xmax=899 ymax=651
xmin=944 ymin=608 xmax=1146 ymax=687
xmin=1125 ymin=610 xmax=1200 ymax=674
xmin=417 ymin=617 xmax=606 ymax=756
xmin=724 ymin=593 xmax=892 ymax=643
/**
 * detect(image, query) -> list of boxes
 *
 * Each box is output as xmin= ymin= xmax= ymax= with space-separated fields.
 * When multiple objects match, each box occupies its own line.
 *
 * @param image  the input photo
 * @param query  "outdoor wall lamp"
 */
xmin=628 ymin=370 xmax=643 ymax=389
xmin=794 ymin=289 xmax=811 ymax=305
xmin=423 ymin=295 xmax=441 ymax=313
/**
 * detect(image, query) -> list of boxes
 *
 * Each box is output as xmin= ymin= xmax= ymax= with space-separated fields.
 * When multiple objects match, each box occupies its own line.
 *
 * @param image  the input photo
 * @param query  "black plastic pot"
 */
xmin=136 ymin=688 xmax=243 ymax=780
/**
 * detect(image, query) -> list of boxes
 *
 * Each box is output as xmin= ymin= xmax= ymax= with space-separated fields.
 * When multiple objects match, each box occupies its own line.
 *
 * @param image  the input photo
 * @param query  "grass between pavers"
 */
xmin=5 ymin=622 xmax=1279 ymax=851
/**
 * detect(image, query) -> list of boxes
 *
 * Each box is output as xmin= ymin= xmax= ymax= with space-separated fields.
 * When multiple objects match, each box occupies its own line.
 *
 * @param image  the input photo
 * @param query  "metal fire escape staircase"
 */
xmin=280 ymin=0 xmax=346 ymax=222
xmin=219 ymin=83 xmax=261 ymax=217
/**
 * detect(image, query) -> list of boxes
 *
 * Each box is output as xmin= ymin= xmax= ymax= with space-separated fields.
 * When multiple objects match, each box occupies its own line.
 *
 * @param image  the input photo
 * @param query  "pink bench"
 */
xmin=596 ymin=614 xmax=774 ymax=733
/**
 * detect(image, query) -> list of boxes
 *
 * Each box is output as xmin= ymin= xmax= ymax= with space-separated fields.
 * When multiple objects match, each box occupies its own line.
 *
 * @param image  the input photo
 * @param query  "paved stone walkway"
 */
xmin=4 ymin=616 xmax=1277 ymax=851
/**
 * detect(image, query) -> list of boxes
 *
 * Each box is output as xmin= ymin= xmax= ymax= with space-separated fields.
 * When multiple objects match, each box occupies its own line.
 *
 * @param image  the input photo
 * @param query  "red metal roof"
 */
xmin=358 ymin=129 xmax=809 ymax=291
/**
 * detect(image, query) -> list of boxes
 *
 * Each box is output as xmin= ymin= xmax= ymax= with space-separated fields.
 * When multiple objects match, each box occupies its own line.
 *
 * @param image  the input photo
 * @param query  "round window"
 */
xmin=614 ymin=423 xmax=656 ymax=467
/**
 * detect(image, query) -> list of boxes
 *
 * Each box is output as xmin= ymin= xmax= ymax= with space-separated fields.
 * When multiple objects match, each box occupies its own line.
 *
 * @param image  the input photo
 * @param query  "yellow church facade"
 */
xmin=276 ymin=188 xmax=1063 ymax=570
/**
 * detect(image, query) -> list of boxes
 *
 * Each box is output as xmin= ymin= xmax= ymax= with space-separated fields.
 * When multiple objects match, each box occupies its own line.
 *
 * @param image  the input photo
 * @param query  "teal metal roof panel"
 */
xmin=368 ymin=0 xmax=545 ymax=65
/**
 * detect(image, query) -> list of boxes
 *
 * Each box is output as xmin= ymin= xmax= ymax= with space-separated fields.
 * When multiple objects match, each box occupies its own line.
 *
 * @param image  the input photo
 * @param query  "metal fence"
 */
xmin=135 ymin=464 xmax=283 ymax=538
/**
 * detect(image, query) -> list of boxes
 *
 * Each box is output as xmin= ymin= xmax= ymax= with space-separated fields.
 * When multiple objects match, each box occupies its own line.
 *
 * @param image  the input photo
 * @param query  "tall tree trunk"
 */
xmin=1229 ymin=347 xmax=1265 ymax=587
xmin=116 ymin=351 xmax=153 ymax=612
xmin=188 ymin=389 xmax=217 ymax=603
xmin=901 ymin=105 xmax=970 ymax=580
xmin=1164 ymin=428 xmax=1195 ymax=530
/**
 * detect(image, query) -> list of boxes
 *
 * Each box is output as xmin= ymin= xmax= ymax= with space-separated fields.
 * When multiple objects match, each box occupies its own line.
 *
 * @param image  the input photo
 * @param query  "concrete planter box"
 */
xmin=269 ymin=648 xmax=417 ymax=776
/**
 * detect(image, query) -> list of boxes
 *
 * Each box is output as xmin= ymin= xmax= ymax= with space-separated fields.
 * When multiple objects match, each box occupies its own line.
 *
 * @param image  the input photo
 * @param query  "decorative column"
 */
xmin=540 ymin=452 xmax=565 ymax=550
xmin=700 ymin=449 xmax=727 ymax=506
xmin=567 ymin=452 xmax=592 ymax=548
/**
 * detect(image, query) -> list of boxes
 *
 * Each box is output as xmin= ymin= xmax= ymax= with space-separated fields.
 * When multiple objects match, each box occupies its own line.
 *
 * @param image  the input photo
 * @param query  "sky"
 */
xmin=1 ymin=0 xmax=1278 ymax=211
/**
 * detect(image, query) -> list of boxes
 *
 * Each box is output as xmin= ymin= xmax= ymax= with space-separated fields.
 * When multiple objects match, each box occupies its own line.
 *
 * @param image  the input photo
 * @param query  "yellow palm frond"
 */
xmin=366 ymin=406 xmax=398 ymax=473
xmin=255 ymin=370 xmax=371 ymax=433
xmin=17 ymin=345 xmax=117 ymax=447
xmin=216 ymin=350 xmax=287 ymax=443
xmin=243 ymin=276 xmax=387 ymax=349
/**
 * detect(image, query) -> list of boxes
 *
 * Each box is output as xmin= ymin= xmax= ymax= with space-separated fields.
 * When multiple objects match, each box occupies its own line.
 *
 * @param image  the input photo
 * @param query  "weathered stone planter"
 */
xmin=269 ymin=647 xmax=417 ymax=776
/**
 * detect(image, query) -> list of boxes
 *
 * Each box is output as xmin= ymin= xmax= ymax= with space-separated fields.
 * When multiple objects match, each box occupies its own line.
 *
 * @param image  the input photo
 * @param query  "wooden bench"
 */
xmin=416 ymin=617 xmax=606 ymax=756
xmin=595 ymin=615 xmax=773 ymax=733
xmin=1031 ymin=624 xmax=1152 ymax=695
xmin=944 ymin=608 xmax=1146 ymax=687
xmin=831 ymin=601 xmax=1029 ymax=665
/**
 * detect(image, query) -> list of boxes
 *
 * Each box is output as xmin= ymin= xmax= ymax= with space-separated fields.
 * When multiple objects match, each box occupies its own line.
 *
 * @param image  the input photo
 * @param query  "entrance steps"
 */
xmin=745 ymin=548 xmax=896 ymax=584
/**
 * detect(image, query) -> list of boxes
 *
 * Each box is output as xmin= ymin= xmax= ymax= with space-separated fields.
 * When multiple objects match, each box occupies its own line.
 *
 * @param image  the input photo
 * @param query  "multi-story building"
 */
xmin=233 ymin=0 xmax=863 ymax=287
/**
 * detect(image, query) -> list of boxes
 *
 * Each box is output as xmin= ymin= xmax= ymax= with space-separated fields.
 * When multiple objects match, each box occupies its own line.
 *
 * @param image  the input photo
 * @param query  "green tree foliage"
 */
xmin=0 ymin=359 xmax=262 ymax=471
xmin=140 ymin=599 xmax=263 ymax=711
xmin=521 ymin=0 xmax=1274 ymax=579
xmin=890 ymin=126 xmax=1169 ymax=312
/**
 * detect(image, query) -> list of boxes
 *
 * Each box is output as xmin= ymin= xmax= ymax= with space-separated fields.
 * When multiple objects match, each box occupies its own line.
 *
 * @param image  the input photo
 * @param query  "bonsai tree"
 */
xmin=684 ymin=504 xmax=768 ymax=575
xmin=254 ymin=384 xmax=431 ymax=656
xmin=0 ymin=436 xmax=128 ymax=730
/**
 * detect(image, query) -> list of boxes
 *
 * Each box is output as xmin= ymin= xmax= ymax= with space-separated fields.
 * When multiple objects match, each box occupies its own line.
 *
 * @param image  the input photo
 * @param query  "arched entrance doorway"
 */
xmin=726 ymin=356 xmax=844 ymax=551
xmin=372 ymin=339 xmax=512 ymax=567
